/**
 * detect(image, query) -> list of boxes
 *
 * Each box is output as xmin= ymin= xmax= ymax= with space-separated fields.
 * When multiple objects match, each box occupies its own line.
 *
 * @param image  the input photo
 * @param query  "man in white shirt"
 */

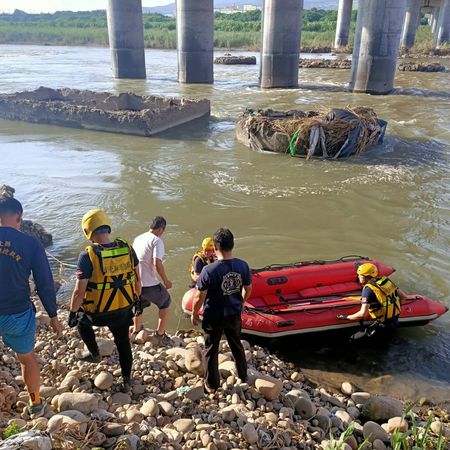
xmin=132 ymin=216 xmax=172 ymax=345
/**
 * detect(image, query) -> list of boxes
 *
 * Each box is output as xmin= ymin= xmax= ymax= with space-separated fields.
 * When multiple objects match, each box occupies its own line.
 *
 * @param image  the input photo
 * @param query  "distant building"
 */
xmin=214 ymin=4 xmax=261 ymax=14
xmin=215 ymin=6 xmax=241 ymax=14
xmin=243 ymin=5 xmax=261 ymax=12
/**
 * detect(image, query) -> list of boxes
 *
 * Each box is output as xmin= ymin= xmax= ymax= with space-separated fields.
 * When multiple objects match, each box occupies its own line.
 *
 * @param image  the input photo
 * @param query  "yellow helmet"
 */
xmin=202 ymin=236 xmax=214 ymax=251
xmin=82 ymin=209 xmax=111 ymax=240
xmin=357 ymin=263 xmax=378 ymax=278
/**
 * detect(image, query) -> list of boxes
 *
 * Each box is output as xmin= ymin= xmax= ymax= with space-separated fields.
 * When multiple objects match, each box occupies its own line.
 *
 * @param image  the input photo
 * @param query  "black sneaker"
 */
xmin=75 ymin=350 xmax=101 ymax=363
xmin=121 ymin=377 xmax=132 ymax=393
xmin=153 ymin=331 xmax=172 ymax=346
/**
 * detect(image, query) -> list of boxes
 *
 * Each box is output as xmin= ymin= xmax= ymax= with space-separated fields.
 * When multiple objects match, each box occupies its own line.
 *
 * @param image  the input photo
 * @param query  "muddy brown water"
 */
xmin=1 ymin=45 xmax=449 ymax=405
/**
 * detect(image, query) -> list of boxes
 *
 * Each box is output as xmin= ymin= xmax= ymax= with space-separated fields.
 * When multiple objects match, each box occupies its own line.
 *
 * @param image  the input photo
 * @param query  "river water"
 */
xmin=1 ymin=45 xmax=449 ymax=404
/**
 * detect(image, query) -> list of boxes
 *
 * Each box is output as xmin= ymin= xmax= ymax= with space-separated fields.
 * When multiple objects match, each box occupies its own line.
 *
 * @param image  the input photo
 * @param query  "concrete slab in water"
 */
xmin=0 ymin=87 xmax=210 ymax=136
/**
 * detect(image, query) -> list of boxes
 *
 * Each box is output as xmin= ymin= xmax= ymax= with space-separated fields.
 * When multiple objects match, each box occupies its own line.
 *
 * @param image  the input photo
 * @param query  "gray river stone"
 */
xmin=295 ymin=397 xmax=317 ymax=419
xmin=362 ymin=396 xmax=403 ymax=421
xmin=363 ymin=421 xmax=389 ymax=443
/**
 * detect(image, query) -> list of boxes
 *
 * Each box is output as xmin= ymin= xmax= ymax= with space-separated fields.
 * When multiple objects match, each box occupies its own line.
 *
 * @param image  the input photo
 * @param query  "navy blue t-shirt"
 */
xmin=197 ymin=258 xmax=252 ymax=321
xmin=0 ymin=226 xmax=57 ymax=317
xmin=361 ymin=285 xmax=378 ymax=308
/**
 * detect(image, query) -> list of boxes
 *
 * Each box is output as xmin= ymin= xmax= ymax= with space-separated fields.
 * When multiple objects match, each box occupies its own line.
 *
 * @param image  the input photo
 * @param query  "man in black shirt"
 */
xmin=191 ymin=228 xmax=252 ymax=393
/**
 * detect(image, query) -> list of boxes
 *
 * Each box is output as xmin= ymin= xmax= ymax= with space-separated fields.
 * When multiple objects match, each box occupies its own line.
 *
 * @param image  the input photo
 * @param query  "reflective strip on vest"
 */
xmin=100 ymin=247 xmax=129 ymax=258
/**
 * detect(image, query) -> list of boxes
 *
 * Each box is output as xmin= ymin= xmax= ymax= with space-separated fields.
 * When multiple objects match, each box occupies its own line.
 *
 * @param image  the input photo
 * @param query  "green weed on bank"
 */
xmin=2 ymin=420 xmax=23 ymax=439
xmin=324 ymin=405 xmax=448 ymax=450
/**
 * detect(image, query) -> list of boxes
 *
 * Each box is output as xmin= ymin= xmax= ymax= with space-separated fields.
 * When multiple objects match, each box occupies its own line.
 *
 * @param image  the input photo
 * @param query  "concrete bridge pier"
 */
xmin=435 ymin=0 xmax=450 ymax=48
xmin=431 ymin=7 xmax=440 ymax=33
xmin=260 ymin=0 xmax=303 ymax=88
xmin=349 ymin=0 xmax=406 ymax=94
xmin=334 ymin=0 xmax=353 ymax=49
xmin=401 ymin=0 xmax=422 ymax=49
xmin=177 ymin=0 xmax=214 ymax=84
xmin=106 ymin=0 xmax=146 ymax=79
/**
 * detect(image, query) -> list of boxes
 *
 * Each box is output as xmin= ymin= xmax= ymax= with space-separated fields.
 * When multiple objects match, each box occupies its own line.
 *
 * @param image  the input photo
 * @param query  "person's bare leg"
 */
xmin=156 ymin=307 xmax=169 ymax=335
xmin=131 ymin=314 xmax=143 ymax=335
xmin=17 ymin=351 xmax=41 ymax=404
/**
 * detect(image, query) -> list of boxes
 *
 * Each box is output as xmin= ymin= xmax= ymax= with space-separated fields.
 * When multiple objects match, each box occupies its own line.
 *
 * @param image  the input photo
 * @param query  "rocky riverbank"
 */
xmin=0 ymin=185 xmax=53 ymax=247
xmin=0 ymin=300 xmax=449 ymax=450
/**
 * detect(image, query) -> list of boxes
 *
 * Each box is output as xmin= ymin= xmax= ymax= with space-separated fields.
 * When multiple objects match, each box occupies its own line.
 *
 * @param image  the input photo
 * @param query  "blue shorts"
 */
xmin=0 ymin=307 xmax=36 ymax=354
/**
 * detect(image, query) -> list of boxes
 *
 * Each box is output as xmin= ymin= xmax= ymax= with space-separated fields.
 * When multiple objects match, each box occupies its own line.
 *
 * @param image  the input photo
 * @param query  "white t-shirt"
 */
xmin=133 ymin=231 xmax=165 ymax=287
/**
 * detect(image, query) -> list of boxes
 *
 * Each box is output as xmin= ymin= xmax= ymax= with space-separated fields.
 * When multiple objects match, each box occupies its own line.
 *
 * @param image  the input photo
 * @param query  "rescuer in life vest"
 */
xmin=68 ymin=209 xmax=141 ymax=392
xmin=337 ymin=263 xmax=407 ymax=339
xmin=189 ymin=236 xmax=216 ymax=287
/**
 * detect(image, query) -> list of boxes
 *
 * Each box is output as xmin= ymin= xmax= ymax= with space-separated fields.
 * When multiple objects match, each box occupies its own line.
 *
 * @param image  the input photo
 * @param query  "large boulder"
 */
xmin=255 ymin=376 xmax=283 ymax=401
xmin=0 ymin=430 xmax=52 ymax=450
xmin=362 ymin=396 xmax=403 ymax=421
xmin=46 ymin=413 xmax=88 ymax=435
xmin=94 ymin=371 xmax=113 ymax=390
xmin=185 ymin=342 xmax=204 ymax=376
xmin=58 ymin=392 xmax=99 ymax=415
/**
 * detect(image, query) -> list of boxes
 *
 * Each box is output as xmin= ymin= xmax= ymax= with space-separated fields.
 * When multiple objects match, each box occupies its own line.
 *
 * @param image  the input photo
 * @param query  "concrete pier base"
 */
xmin=177 ymin=0 xmax=214 ymax=84
xmin=260 ymin=0 xmax=303 ymax=89
xmin=350 ymin=0 xmax=406 ymax=94
xmin=106 ymin=0 xmax=146 ymax=79
xmin=435 ymin=0 xmax=450 ymax=48
xmin=335 ymin=0 xmax=353 ymax=49
xmin=431 ymin=7 xmax=440 ymax=34
xmin=401 ymin=0 xmax=422 ymax=49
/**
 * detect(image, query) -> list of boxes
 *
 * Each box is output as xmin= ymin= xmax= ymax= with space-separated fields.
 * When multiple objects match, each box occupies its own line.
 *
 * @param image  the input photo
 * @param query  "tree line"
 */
xmin=0 ymin=8 xmax=434 ymax=51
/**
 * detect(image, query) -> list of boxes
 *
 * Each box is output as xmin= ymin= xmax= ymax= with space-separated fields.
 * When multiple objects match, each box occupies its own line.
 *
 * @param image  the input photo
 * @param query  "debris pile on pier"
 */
xmin=0 ymin=87 xmax=210 ymax=137
xmin=299 ymin=58 xmax=351 ymax=69
xmin=214 ymin=54 xmax=257 ymax=65
xmin=398 ymin=62 xmax=446 ymax=72
xmin=235 ymin=107 xmax=387 ymax=159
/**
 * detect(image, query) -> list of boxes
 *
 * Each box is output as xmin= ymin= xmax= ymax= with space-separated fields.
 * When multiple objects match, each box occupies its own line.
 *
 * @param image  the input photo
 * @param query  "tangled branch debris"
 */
xmin=235 ymin=107 xmax=387 ymax=159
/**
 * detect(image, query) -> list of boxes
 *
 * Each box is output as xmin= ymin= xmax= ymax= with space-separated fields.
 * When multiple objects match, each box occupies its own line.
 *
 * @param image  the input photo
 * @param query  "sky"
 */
xmin=1 ymin=1 xmax=172 ymax=14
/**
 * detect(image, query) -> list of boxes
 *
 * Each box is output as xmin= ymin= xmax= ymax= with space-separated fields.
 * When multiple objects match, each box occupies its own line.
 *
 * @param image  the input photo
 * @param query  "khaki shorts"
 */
xmin=140 ymin=284 xmax=171 ymax=310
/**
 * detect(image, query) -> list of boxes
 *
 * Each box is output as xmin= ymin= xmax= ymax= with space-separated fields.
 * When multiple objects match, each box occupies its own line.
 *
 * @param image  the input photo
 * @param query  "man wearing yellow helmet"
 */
xmin=68 ymin=209 xmax=141 ymax=392
xmin=337 ymin=262 xmax=407 ymax=338
xmin=189 ymin=236 xmax=216 ymax=287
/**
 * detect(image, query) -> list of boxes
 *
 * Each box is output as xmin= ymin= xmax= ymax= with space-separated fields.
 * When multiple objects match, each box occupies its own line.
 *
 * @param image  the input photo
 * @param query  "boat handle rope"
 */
xmin=252 ymin=255 xmax=369 ymax=273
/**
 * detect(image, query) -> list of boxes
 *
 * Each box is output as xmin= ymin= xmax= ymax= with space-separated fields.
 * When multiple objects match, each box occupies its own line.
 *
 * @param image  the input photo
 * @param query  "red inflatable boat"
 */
xmin=182 ymin=256 xmax=448 ymax=338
